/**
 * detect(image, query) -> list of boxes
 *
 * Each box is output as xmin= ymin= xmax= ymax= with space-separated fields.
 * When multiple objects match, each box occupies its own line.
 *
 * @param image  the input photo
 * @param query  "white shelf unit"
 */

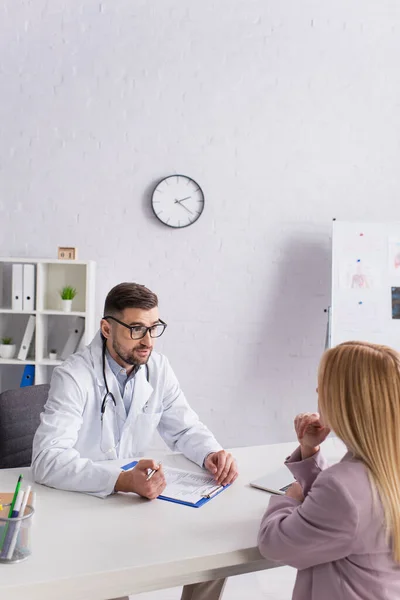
xmin=0 ymin=258 xmax=96 ymax=389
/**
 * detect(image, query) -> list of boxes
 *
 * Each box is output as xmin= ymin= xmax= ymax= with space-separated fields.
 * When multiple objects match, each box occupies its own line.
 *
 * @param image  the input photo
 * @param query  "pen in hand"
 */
xmin=146 ymin=462 xmax=162 ymax=481
xmin=202 ymin=484 xmax=223 ymax=499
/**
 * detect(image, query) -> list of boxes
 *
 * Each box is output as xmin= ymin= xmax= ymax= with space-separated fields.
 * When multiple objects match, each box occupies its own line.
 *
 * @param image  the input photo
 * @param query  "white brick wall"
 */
xmin=1 ymin=0 xmax=400 ymax=449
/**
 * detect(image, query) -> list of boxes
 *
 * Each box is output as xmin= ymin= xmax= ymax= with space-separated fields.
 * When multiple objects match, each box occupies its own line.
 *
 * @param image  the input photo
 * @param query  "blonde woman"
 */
xmin=258 ymin=341 xmax=400 ymax=600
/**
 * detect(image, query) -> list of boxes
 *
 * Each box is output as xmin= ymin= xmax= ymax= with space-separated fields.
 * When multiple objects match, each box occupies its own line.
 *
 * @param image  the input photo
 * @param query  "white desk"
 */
xmin=0 ymin=439 xmax=345 ymax=600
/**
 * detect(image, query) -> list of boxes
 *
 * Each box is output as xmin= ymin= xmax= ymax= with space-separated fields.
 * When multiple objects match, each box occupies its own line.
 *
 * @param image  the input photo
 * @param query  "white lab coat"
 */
xmin=32 ymin=332 xmax=222 ymax=497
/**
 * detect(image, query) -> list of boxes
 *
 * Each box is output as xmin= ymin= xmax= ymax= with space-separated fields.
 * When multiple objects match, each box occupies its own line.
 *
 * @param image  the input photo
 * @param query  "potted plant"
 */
xmin=49 ymin=349 xmax=57 ymax=360
xmin=0 ymin=337 xmax=16 ymax=359
xmin=60 ymin=286 xmax=77 ymax=312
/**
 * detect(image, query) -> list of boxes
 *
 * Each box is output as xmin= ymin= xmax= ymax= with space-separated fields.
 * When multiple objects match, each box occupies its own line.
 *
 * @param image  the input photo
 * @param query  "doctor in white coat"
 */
xmin=32 ymin=282 xmax=237 ymax=600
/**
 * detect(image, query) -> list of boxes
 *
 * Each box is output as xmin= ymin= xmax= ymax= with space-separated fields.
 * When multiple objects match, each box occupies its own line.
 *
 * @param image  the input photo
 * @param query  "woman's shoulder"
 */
xmin=317 ymin=453 xmax=378 ymax=519
xmin=321 ymin=452 xmax=370 ymax=485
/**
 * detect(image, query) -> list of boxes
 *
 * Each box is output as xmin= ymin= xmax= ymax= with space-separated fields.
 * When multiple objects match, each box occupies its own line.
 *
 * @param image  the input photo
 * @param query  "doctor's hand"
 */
xmin=114 ymin=459 xmax=166 ymax=500
xmin=204 ymin=450 xmax=238 ymax=486
xmin=295 ymin=412 xmax=330 ymax=459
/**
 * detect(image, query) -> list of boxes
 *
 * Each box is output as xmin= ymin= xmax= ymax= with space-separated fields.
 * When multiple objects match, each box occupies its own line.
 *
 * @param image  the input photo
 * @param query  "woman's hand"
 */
xmin=285 ymin=482 xmax=304 ymax=502
xmin=294 ymin=412 xmax=330 ymax=459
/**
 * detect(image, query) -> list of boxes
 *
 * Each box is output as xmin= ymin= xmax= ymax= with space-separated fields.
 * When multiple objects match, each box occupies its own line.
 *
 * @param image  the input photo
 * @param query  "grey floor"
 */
xmin=131 ymin=567 xmax=296 ymax=599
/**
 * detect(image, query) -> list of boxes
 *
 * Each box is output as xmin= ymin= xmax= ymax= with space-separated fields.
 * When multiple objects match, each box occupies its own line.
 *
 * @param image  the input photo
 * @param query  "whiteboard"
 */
xmin=331 ymin=221 xmax=400 ymax=352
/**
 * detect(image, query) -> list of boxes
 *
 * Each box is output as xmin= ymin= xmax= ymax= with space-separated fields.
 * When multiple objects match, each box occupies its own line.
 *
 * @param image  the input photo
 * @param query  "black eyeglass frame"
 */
xmin=103 ymin=315 xmax=167 ymax=340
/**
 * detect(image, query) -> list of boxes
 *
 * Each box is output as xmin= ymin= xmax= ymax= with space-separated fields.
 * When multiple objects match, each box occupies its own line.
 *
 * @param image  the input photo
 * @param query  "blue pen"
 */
xmin=10 ymin=491 xmax=24 ymax=517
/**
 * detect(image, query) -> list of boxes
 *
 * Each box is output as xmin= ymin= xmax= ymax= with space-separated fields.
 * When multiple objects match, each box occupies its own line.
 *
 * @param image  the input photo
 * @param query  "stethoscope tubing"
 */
xmin=101 ymin=339 xmax=149 ymax=418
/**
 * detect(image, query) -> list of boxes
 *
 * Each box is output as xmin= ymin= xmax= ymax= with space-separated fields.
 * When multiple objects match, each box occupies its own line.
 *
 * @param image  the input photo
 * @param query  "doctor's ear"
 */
xmin=100 ymin=318 xmax=112 ymax=339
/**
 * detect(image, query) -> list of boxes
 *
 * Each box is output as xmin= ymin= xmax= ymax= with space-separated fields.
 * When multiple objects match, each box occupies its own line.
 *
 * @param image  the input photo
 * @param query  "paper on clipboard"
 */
xmin=121 ymin=462 xmax=225 ymax=505
xmin=161 ymin=466 xmax=221 ymax=503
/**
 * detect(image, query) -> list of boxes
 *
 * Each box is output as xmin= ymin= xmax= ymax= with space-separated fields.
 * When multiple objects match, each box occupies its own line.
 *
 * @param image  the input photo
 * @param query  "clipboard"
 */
xmin=121 ymin=461 xmax=230 ymax=508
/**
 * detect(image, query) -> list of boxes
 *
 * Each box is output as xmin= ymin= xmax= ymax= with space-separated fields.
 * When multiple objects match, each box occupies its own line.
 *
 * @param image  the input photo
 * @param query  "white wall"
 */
xmin=1 ymin=0 xmax=400 ymax=448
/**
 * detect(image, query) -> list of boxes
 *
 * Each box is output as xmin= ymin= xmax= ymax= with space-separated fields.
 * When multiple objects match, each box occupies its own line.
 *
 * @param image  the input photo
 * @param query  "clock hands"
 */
xmin=174 ymin=197 xmax=193 ymax=215
xmin=152 ymin=175 xmax=204 ymax=228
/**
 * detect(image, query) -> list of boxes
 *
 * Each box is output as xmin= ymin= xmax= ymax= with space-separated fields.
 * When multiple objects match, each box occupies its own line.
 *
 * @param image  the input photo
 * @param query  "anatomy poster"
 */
xmin=339 ymin=259 xmax=378 ymax=290
xmin=388 ymin=239 xmax=400 ymax=275
xmin=331 ymin=222 xmax=400 ymax=353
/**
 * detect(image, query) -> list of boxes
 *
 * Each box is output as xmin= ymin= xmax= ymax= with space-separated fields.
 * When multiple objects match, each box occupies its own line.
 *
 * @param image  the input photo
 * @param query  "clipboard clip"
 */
xmin=201 ymin=485 xmax=223 ymax=499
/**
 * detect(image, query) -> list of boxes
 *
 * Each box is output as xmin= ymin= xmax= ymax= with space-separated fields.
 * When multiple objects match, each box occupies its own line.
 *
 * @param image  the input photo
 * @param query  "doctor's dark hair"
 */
xmin=103 ymin=282 xmax=158 ymax=316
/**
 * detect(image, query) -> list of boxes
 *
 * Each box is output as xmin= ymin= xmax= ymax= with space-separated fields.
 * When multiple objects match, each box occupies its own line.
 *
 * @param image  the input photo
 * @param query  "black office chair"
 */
xmin=0 ymin=384 xmax=49 ymax=469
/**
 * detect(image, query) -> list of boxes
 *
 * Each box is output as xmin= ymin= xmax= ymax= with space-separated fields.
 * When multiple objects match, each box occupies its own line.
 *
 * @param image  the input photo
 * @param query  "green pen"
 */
xmin=0 ymin=474 xmax=23 ymax=552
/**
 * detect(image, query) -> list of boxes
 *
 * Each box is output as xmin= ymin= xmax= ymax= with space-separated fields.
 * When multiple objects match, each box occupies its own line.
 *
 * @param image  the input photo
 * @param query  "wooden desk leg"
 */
xmin=180 ymin=579 xmax=227 ymax=600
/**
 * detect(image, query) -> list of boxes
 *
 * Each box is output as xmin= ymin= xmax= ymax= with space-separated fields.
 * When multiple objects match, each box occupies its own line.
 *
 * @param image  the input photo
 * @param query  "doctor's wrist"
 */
xmin=115 ymin=471 xmax=130 ymax=493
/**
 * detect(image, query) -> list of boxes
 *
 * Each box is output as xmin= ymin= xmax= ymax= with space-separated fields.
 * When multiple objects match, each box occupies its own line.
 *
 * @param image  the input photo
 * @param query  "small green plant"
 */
xmin=1 ymin=337 xmax=13 ymax=345
xmin=60 ymin=286 xmax=77 ymax=300
xmin=50 ymin=348 xmax=57 ymax=353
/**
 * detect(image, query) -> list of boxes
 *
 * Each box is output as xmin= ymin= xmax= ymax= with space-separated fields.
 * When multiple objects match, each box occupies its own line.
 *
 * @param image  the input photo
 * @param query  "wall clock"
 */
xmin=151 ymin=175 xmax=205 ymax=228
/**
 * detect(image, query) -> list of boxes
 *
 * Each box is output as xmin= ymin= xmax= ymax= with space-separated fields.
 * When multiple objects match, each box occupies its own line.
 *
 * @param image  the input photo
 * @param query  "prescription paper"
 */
xmin=162 ymin=466 xmax=220 ymax=504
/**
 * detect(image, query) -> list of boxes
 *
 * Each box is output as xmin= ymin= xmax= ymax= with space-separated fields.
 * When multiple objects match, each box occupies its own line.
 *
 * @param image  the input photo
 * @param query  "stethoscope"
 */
xmin=101 ymin=338 xmax=149 ymax=420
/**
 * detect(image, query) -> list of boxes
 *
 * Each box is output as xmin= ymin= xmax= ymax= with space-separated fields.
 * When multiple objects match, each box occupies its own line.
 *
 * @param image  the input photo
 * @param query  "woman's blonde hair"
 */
xmin=318 ymin=341 xmax=400 ymax=562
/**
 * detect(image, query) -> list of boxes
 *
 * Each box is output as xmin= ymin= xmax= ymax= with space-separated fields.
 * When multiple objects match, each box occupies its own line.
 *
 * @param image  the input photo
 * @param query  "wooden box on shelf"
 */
xmin=58 ymin=247 xmax=77 ymax=260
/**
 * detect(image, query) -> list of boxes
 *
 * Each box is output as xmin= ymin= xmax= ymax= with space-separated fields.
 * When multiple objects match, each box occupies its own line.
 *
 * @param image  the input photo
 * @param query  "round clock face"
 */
xmin=151 ymin=175 xmax=205 ymax=228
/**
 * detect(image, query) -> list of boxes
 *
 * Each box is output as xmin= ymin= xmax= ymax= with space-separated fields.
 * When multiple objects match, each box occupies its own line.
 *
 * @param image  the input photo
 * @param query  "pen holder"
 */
xmin=0 ymin=504 xmax=34 ymax=564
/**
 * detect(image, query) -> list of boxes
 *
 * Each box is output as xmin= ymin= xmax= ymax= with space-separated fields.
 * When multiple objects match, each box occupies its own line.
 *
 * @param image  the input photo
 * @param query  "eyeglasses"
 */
xmin=103 ymin=315 xmax=167 ymax=340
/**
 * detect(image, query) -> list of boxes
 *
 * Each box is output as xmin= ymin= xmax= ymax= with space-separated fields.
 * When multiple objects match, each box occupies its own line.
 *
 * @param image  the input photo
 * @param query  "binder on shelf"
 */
xmin=11 ymin=264 xmax=23 ymax=311
xmin=22 ymin=264 xmax=35 ymax=311
xmin=60 ymin=317 xmax=85 ymax=360
xmin=20 ymin=365 xmax=35 ymax=387
xmin=17 ymin=316 xmax=36 ymax=361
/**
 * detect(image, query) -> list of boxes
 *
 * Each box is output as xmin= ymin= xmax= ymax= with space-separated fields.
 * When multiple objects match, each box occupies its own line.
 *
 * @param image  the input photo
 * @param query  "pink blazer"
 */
xmin=258 ymin=447 xmax=400 ymax=600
